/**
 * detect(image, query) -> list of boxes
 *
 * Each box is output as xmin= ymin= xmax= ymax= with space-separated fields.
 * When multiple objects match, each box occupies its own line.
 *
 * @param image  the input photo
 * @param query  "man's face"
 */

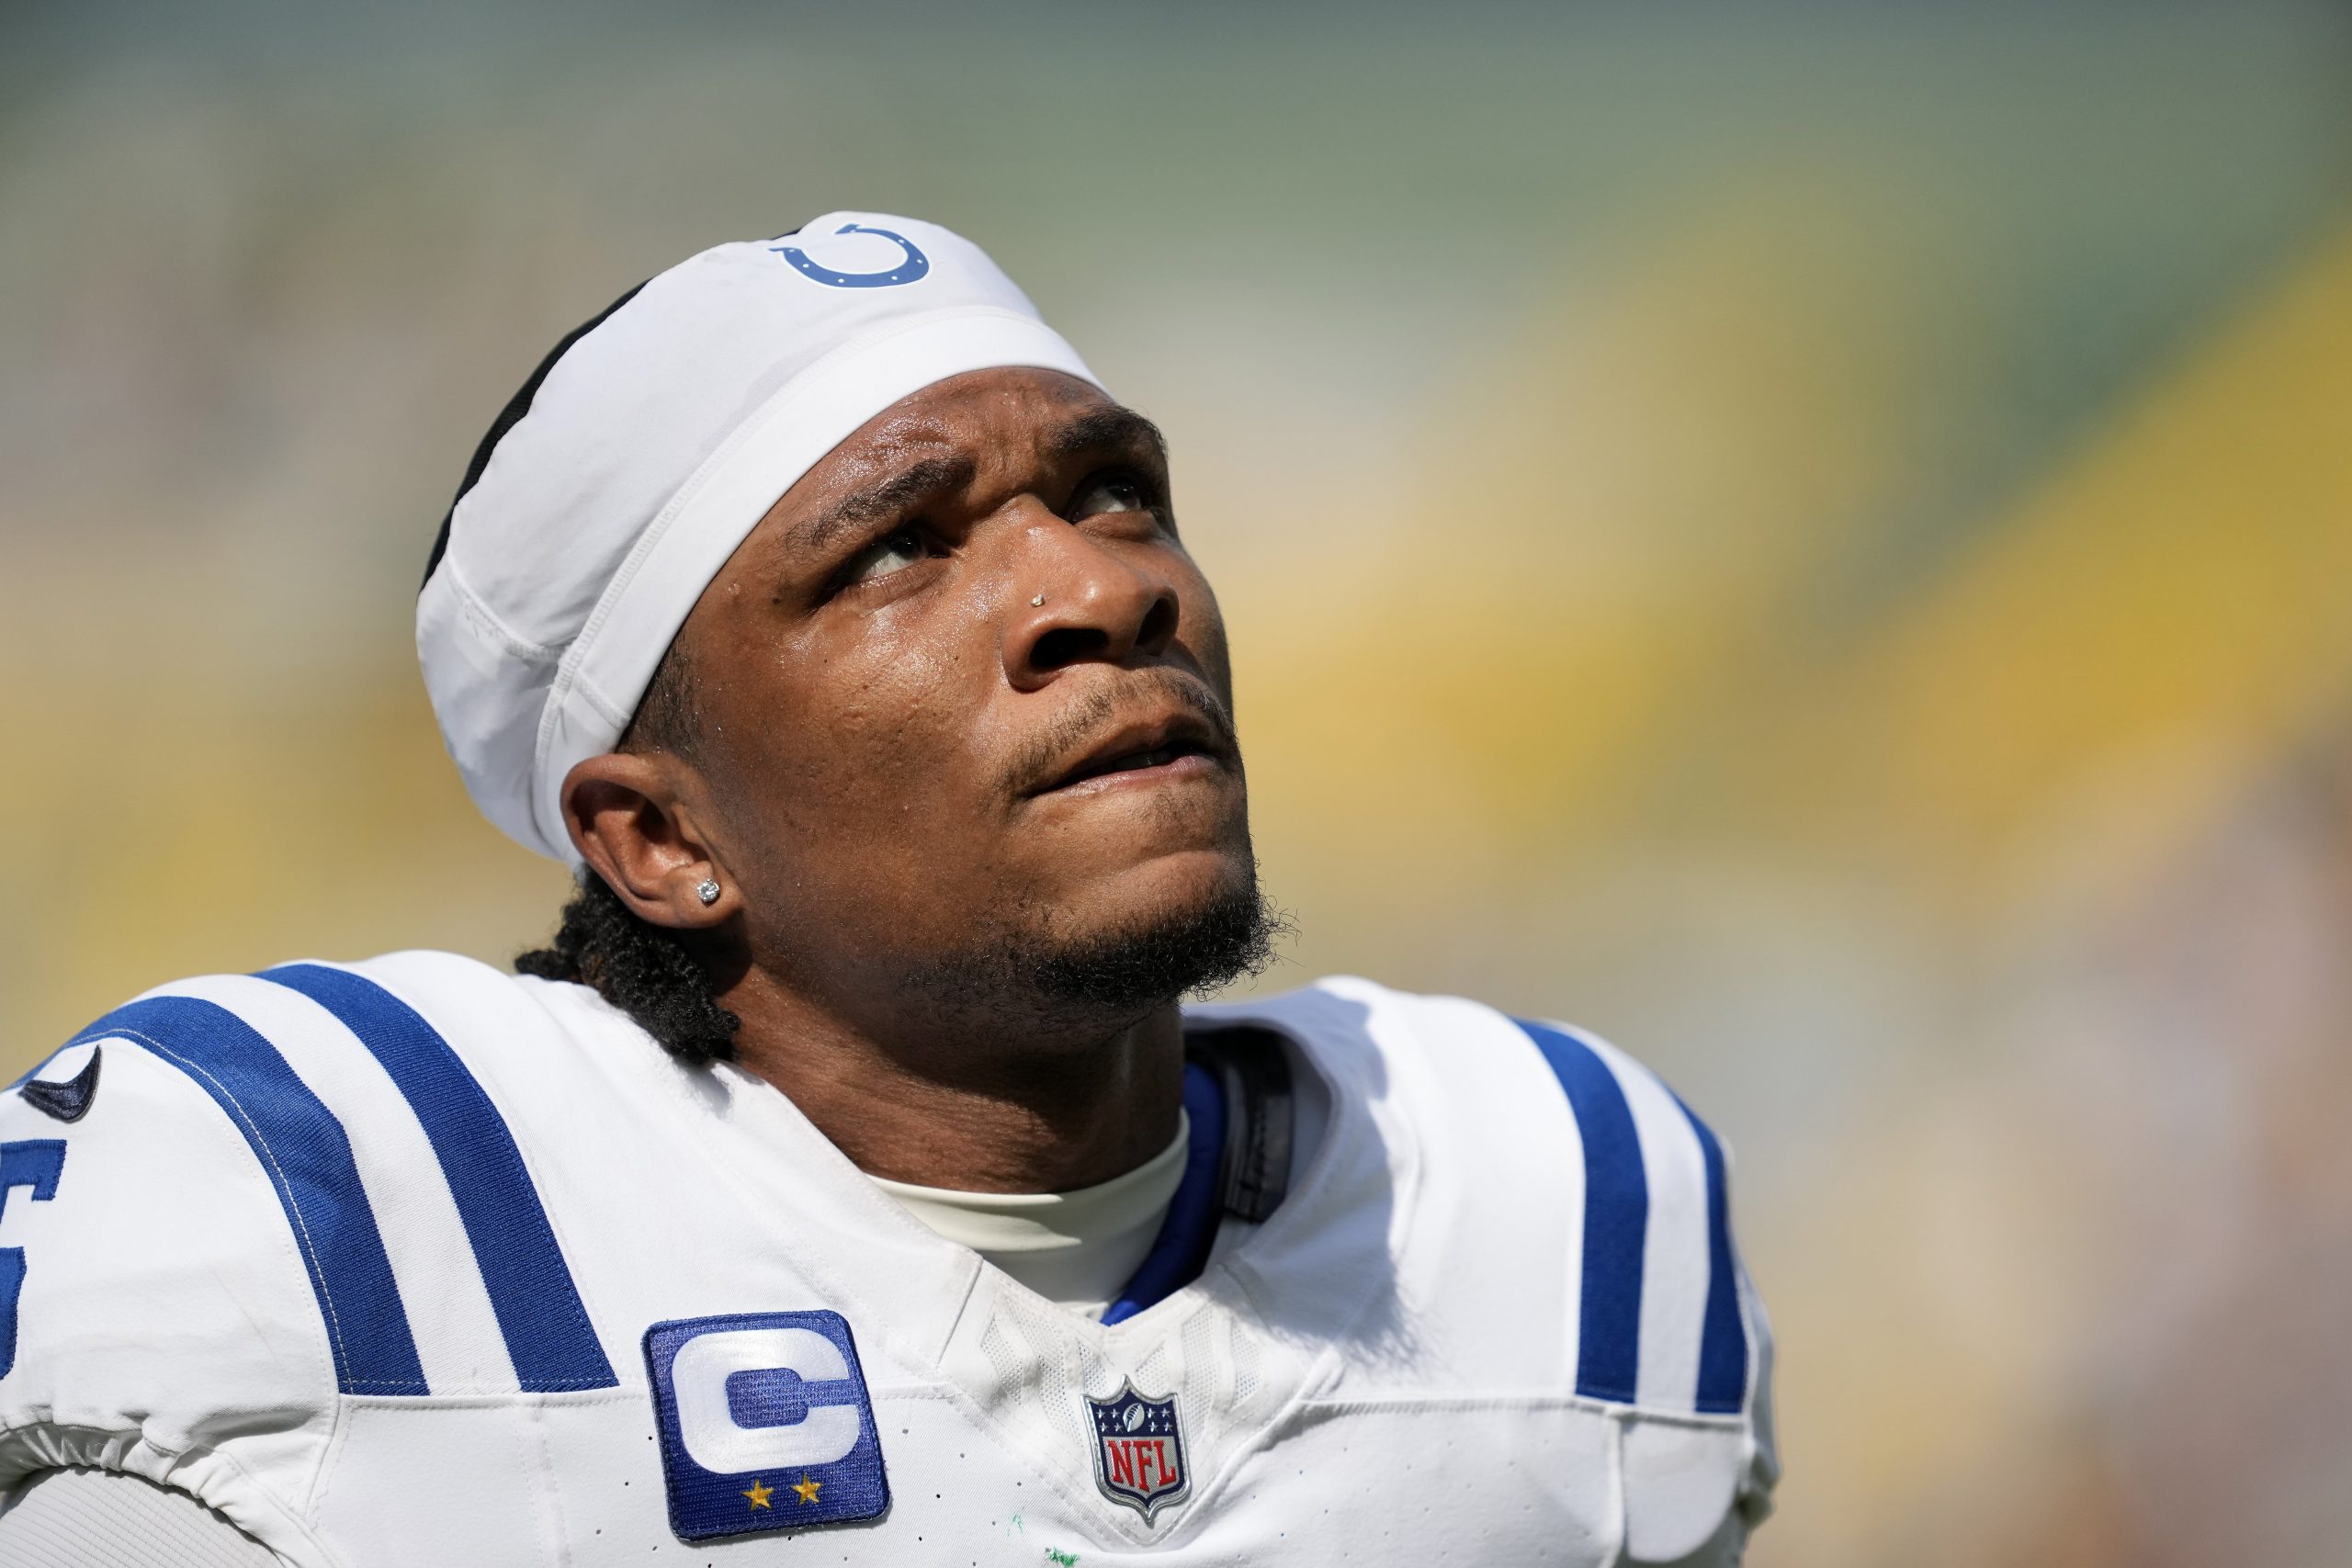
xmin=659 ymin=367 xmax=1259 ymax=1026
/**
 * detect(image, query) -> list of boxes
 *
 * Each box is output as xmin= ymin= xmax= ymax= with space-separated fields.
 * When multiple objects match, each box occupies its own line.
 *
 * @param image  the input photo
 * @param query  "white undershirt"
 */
xmin=868 ymin=1113 xmax=1192 ymax=1317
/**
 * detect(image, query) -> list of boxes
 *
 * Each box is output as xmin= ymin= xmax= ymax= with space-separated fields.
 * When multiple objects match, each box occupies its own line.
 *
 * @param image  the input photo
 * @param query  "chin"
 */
xmin=924 ymin=834 xmax=1277 ymax=1022
xmin=1059 ymin=840 xmax=1257 ymax=933
xmin=1034 ymin=773 xmax=1252 ymax=904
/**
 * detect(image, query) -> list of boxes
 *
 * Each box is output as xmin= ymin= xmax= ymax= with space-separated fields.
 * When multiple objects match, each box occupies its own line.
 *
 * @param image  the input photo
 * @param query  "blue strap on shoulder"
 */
xmin=259 ymin=964 xmax=617 ymax=1393
xmin=1514 ymin=1018 xmax=1751 ymax=1414
xmin=68 ymin=996 xmax=428 ymax=1395
xmin=1675 ymin=1094 xmax=1749 ymax=1414
xmin=1513 ymin=1018 xmax=1648 ymax=1404
xmin=1100 ymin=1062 xmax=1227 ymax=1326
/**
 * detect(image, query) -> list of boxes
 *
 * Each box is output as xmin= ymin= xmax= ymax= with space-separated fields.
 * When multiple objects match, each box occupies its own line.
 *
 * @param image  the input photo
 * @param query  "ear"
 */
xmin=560 ymin=750 xmax=734 ymax=929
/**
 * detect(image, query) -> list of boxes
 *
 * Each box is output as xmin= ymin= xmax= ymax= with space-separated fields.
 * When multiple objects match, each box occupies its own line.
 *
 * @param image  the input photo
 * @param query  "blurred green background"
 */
xmin=6 ymin=3 xmax=2352 ymax=1562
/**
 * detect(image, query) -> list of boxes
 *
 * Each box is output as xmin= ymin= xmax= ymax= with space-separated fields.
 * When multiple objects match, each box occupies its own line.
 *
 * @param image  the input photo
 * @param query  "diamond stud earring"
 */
xmin=695 ymin=878 xmax=721 ymax=907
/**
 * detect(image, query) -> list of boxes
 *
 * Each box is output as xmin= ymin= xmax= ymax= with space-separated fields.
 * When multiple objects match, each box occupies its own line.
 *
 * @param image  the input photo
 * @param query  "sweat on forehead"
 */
xmin=415 ymin=214 xmax=1104 ymax=865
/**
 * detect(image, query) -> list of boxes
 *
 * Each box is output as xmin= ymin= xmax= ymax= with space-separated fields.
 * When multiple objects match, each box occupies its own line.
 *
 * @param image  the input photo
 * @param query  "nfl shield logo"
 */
xmin=1086 ymin=1381 xmax=1190 ymax=1520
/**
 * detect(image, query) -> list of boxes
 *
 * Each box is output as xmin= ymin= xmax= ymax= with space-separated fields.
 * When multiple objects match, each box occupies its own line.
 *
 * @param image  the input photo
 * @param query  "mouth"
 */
xmin=1032 ymin=711 xmax=1228 ymax=797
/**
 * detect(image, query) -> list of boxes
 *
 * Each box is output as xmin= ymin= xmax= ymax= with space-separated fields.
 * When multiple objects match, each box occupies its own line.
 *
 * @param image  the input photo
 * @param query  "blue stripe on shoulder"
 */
xmin=71 ymin=995 xmax=428 ymax=1395
xmin=260 ymin=964 xmax=617 ymax=1393
xmin=1512 ymin=1018 xmax=1647 ymax=1404
xmin=1674 ymin=1095 xmax=1750 ymax=1415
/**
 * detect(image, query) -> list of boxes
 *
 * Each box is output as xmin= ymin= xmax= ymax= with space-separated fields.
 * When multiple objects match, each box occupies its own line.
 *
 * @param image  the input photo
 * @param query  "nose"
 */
xmin=1001 ymin=505 xmax=1182 ymax=691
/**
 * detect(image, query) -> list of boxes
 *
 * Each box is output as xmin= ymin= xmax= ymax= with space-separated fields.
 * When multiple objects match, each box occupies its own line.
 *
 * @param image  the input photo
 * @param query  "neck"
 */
xmin=713 ymin=964 xmax=1187 ymax=1193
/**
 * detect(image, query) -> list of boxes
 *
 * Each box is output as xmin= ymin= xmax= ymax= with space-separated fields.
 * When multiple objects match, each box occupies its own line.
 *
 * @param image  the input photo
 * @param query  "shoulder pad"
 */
xmin=1509 ymin=1015 xmax=1758 ymax=1419
xmin=3 ymin=961 xmax=616 ymax=1413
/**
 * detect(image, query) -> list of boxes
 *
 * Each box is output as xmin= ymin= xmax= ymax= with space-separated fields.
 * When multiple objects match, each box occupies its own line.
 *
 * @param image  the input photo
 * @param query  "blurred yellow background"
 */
xmin=6 ymin=4 xmax=2350 ymax=1562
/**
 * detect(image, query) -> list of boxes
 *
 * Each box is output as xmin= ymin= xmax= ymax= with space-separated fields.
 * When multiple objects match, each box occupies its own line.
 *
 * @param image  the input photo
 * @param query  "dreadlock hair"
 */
xmin=514 ymin=638 xmax=742 ymax=1065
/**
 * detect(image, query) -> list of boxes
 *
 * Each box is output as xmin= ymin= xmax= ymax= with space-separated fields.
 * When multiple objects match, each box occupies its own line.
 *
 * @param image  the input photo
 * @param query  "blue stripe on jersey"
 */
xmin=69 ymin=996 xmax=428 ymax=1395
xmin=1100 ymin=1061 xmax=1227 ymax=1326
xmin=1675 ymin=1095 xmax=1749 ymax=1415
xmin=1512 ymin=1019 xmax=1647 ymax=1404
xmin=259 ymin=964 xmax=618 ymax=1393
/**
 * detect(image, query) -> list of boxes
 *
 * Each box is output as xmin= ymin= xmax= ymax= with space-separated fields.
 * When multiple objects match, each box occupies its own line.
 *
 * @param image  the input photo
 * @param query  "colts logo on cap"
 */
xmin=643 ymin=1311 xmax=889 ymax=1542
xmin=1087 ymin=1380 xmax=1190 ymax=1521
xmin=772 ymin=222 xmax=931 ymax=288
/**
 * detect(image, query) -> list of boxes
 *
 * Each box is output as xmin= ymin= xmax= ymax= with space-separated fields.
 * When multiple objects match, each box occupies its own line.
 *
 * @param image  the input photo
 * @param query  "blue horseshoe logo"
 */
xmin=771 ymin=222 xmax=931 ymax=288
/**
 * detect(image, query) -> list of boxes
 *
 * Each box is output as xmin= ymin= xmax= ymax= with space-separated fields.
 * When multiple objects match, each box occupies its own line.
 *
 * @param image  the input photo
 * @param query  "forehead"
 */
xmin=741 ymin=367 xmax=1159 ymax=564
xmin=807 ymin=367 xmax=1125 ymax=492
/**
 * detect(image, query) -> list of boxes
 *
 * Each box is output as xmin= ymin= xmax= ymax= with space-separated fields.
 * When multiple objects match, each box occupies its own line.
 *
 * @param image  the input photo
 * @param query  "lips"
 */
xmin=1033 ymin=712 xmax=1227 ymax=795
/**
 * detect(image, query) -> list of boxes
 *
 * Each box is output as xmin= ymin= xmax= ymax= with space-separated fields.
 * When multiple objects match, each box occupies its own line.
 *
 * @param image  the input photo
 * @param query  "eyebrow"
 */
xmin=792 ymin=453 xmax=976 ymax=557
xmin=1049 ymin=405 xmax=1169 ymax=467
xmin=785 ymin=403 xmax=1170 ymax=559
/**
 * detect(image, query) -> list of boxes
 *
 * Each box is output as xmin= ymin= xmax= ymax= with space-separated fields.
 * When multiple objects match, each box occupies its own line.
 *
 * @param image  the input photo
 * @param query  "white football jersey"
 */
xmin=0 ymin=954 xmax=1775 ymax=1565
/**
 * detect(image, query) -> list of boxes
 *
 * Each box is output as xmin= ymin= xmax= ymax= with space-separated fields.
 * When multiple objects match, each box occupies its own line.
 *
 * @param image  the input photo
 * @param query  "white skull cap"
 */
xmin=416 ymin=214 xmax=1102 ymax=863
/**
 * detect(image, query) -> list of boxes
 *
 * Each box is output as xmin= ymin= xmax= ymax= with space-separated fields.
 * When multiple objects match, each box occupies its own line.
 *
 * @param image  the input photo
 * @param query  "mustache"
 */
xmin=1000 ymin=669 xmax=1239 ymax=798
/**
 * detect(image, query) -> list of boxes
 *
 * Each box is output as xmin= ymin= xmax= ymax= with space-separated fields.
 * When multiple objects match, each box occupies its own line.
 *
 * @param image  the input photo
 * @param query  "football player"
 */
xmin=0 ymin=215 xmax=1776 ymax=1564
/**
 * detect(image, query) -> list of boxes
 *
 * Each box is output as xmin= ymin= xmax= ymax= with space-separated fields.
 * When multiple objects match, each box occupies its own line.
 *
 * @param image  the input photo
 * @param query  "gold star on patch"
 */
xmin=742 ymin=1479 xmax=774 ymax=1509
xmin=793 ymin=1475 xmax=822 ymax=1505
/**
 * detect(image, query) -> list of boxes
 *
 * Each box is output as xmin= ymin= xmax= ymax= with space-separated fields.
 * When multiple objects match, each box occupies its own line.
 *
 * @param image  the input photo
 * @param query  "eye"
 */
xmin=841 ymin=528 xmax=927 ymax=586
xmin=1068 ymin=472 xmax=1153 ymax=520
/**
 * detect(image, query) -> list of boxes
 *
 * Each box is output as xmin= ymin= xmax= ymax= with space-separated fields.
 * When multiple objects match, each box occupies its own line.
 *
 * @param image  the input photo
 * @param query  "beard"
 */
xmin=891 ymin=849 xmax=1287 ymax=1036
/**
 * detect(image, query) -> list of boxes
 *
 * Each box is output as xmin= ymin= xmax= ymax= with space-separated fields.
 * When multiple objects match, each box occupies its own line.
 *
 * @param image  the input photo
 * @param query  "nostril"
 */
xmin=1032 ymin=625 xmax=1109 ymax=671
xmin=1135 ymin=595 xmax=1178 ymax=654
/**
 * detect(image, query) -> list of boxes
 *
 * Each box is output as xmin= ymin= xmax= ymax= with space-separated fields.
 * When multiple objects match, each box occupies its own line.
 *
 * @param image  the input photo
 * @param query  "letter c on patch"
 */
xmin=670 ymin=1326 xmax=862 ymax=1473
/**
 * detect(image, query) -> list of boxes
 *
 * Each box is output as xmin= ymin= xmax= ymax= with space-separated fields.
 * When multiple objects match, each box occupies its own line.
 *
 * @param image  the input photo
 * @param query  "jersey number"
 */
xmin=0 ymin=1139 xmax=66 ymax=1378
